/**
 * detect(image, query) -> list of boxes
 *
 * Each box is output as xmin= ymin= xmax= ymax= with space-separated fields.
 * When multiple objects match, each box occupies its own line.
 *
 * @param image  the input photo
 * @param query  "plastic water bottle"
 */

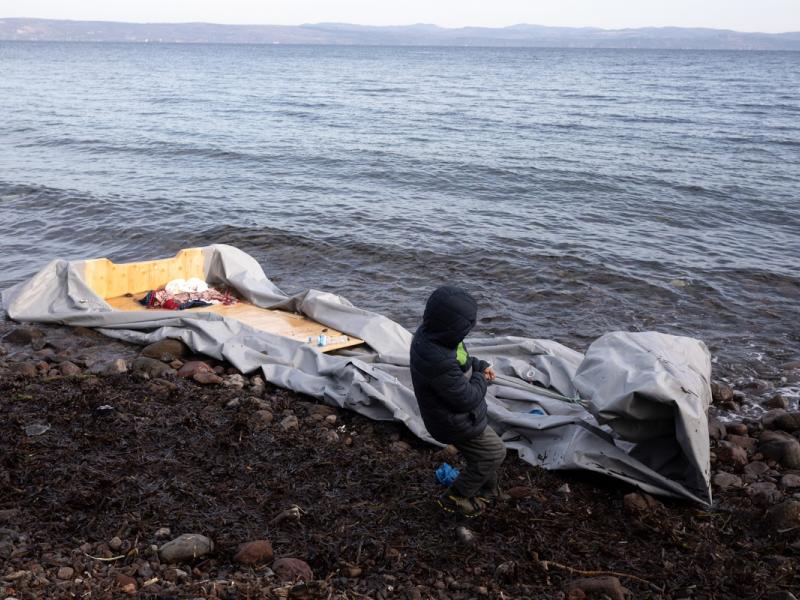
xmin=307 ymin=335 xmax=350 ymax=347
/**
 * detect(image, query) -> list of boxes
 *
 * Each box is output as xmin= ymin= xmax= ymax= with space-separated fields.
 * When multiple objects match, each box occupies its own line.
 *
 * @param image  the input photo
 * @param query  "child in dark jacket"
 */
xmin=409 ymin=285 xmax=507 ymax=516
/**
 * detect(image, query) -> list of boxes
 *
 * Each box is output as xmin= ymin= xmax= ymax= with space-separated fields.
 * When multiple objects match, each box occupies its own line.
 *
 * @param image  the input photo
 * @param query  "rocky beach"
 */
xmin=1 ymin=318 xmax=799 ymax=599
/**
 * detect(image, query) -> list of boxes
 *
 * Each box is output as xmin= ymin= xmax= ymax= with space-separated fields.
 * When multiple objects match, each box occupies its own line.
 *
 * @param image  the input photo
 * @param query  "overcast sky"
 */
xmin=4 ymin=0 xmax=799 ymax=33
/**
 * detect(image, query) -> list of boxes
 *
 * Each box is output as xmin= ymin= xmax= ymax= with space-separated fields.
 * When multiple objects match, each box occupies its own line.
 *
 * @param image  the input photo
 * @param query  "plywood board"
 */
xmin=82 ymin=248 xmax=206 ymax=299
xmin=83 ymin=249 xmax=364 ymax=352
xmin=105 ymin=294 xmax=363 ymax=353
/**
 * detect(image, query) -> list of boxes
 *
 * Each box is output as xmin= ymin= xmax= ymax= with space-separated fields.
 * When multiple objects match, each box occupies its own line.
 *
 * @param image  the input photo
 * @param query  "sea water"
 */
xmin=1 ymin=42 xmax=798 ymax=380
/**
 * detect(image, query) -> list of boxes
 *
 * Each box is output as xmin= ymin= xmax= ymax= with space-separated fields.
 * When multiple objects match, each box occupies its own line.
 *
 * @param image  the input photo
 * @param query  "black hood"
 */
xmin=421 ymin=286 xmax=478 ymax=348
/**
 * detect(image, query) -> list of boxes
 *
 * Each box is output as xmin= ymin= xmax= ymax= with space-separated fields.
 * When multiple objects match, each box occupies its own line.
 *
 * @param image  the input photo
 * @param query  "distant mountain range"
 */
xmin=2 ymin=18 xmax=799 ymax=50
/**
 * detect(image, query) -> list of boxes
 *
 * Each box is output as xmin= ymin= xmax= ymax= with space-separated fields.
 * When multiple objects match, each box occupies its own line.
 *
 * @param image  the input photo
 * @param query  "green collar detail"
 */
xmin=456 ymin=342 xmax=469 ymax=367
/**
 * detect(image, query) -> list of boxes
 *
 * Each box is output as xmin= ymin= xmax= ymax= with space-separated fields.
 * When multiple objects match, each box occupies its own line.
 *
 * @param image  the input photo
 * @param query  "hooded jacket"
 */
xmin=410 ymin=286 xmax=490 ymax=444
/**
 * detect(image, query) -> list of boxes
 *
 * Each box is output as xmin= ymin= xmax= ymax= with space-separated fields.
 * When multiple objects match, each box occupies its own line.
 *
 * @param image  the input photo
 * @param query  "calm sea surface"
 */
xmin=1 ymin=42 xmax=799 ymax=382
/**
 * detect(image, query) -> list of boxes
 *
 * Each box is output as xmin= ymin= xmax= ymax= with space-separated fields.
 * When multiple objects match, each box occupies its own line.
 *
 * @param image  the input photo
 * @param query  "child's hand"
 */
xmin=484 ymin=366 xmax=496 ymax=382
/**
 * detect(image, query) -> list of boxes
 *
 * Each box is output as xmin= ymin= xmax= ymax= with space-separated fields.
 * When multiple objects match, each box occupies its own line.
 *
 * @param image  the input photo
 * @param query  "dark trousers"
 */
xmin=451 ymin=426 xmax=507 ymax=498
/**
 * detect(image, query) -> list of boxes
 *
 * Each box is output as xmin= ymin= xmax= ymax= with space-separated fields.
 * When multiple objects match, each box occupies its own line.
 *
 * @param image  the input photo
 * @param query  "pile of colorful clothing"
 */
xmin=139 ymin=278 xmax=238 ymax=310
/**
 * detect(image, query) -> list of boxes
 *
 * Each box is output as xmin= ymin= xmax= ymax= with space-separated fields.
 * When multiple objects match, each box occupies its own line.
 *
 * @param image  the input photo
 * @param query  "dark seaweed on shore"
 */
xmin=1 ymin=362 xmax=798 ymax=599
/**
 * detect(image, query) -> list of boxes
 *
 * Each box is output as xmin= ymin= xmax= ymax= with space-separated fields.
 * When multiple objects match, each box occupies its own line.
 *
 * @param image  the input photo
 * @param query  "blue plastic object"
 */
xmin=528 ymin=407 xmax=546 ymax=416
xmin=435 ymin=462 xmax=460 ymax=487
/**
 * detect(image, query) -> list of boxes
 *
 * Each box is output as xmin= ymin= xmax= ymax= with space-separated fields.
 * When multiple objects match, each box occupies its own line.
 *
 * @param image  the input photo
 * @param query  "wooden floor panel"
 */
xmin=106 ymin=294 xmax=363 ymax=352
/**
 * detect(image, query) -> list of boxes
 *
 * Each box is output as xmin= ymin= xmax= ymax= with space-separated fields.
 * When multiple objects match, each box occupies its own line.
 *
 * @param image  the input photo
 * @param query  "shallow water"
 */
xmin=1 ymin=42 xmax=798 ymax=380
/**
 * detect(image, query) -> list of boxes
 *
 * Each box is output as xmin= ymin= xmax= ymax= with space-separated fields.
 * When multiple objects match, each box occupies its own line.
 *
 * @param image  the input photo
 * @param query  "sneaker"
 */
xmin=477 ymin=485 xmax=511 ymax=505
xmin=437 ymin=491 xmax=485 ymax=517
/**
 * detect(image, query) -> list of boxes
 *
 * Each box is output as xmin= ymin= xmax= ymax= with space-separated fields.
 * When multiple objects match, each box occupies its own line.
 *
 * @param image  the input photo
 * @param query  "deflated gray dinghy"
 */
xmin=2 ymin=244 xmax=712 ymax=504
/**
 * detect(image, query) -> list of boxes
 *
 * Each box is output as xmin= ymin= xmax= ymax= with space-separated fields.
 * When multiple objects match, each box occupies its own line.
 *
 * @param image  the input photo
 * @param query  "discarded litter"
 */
xmin=455 ymin=526 xmax=476 ymax=545
xmin=528 ymin=407 xmax=546 ymax=416
xmin=435 ymin=463 xmax=460 ymax=487
xmin=24 ymin=423 xmax=51 ymax=436
xmin=308 ymin=334 xmax=350 ymax=347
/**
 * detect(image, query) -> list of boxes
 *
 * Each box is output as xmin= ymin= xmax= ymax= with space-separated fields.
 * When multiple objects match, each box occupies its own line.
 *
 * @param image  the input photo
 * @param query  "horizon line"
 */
xmin=2 ymin=16 xmax=798 ymax=36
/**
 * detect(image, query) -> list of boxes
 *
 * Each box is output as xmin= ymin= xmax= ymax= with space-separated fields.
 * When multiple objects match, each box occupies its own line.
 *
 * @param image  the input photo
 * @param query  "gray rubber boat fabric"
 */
xmin=2 ymin=244 xmax=712 ymax=504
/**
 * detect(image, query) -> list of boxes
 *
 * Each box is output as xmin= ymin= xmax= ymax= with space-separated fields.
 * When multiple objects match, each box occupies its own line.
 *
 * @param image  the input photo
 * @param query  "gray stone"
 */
xmin=158 ymin=534 xmax=214 ymax=563
xmin=712 ymin=472 xmax=742 ymax=490
xmin=766 ymin=500 xmax=800 ymax=531
xmin=233 ymin=540 xmax=274 ymax=566
xmin=52 ymin=351 xmax=74 ymax=363
xmin=715 ymin=443 xmax=748 ymax=467
xmin=343 ymin=564 xmax=362 ymax=578
xmin=133 ymin=356 xmax=175 ymax=379
xmin=726 ymin=422 xmax=749 ymax=436
xmin=280 ymin=415 xmax=299 ymax=431
xmin=90 ymin=358 xmax=129 ymax=376
xmin=115 ymin=573 xmax=138 ymax=593
xmin=747 ymin=482 xmax=782 ymax=506
xmin=252 ymin=410 xmax=274 ymax=428
xmin=309 ymin=404 xmax=337 ymax=418
xmin=780 ymin=474 xmax=800 ymax=489
xmin=623 ymin=491 xmax=661 ymax=513
xmin=272 ymin=557 xmax=313 ymax=583
xmin=726 ymin=434 xmax=757 ymax=452
xmin=59 ymin=361 xmax=82 ymax=377
xmin=177 ymin=361 xmax=212 ymax=378
xmin=567 ymin=577 xmax=631 ymax=600
xmin=193 ymin=370 xmax=223 ymax=385
xmin=759 ymin=431 xmax=800 ymax=469
xmin=761 ymin=409 xmax=800 ymax=432
xmin=306 ymin=413 xmax=324 ymax=425
xmin=223 ymin=374 xmax=247 ymax=389
xmin=320 ymin=430 xmax=339 ymax=444
xmin=13 ymin=362 xmax=39 ymax=378
xmin=146 ymin=378 xmax=177 ymax=397
xmin=248 ymin=397 xmax=271 ymax=411
xmin=741 ymin=379 xmax=771 ymax=394
xmin=391 ymin=440 xmax=412 ymax=454
xmin=708 ymin=418 xmax=726 ymax=441
xmin=744 ymin=461 xmax=770 ymax=478
xmin=765 ymin=394 xmax=790 ymax=410
xmin=33 ymin=348 xmax=55 ymax=361
xmin=772 ymin=412 xmax=800 ymax=433
xmin=140 ymin=339 xmax=188 ymax=362
xmin=711 ymin=382 xmax=734 ymax=404
xmin=3 ymin=326 xmax=44 ymax=345
xmin=137 ymin=562 xmax=154 ymax=579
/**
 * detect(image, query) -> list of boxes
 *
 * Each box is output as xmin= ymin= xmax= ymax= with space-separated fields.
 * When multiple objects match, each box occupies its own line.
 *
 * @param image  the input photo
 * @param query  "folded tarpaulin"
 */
xmin=1 ymin=244 xmax=712 ymax=504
